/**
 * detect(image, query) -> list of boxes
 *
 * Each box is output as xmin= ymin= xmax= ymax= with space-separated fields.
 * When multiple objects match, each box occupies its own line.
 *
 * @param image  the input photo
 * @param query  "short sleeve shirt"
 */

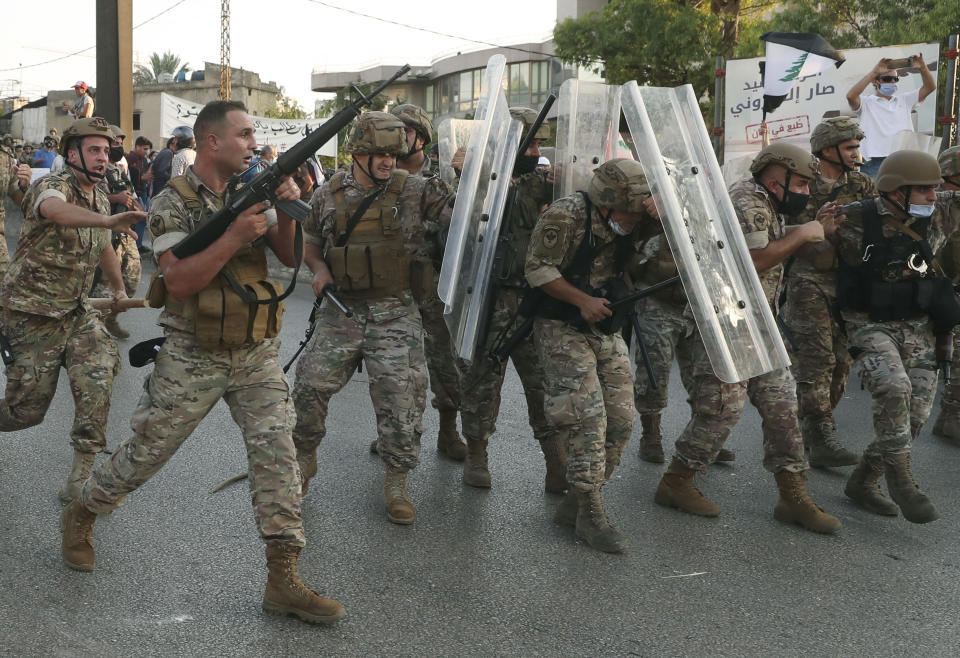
xmin=857 ymin=88 xmax=921 ymax=159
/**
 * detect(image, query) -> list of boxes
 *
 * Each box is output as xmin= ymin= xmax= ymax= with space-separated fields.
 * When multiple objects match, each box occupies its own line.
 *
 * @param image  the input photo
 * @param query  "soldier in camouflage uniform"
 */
xmin=458 ymin=107 xmax=566 ymax=494
xmin=0 ymin=138 xmax=31 ymax=279
xmin=385 ymin=103 xmax=467 ymax=460
xmin=782 ymin=117 xmax=877 ymax=467
xmin=526 ymin=159 xmax=662 ymax=553
xmin=654 ymin=143 xmax=842 ymax=535
xmin=61 ymin=102 xmax=345 ymax=625
xmin=836 ymin=150 xmax=960 ymax=524
xmin=931 ymin=146 xmax=960 ymax=442
xmin=0 ymin=117 xmax=142 ymax=502
xmin=292 ymin=112 xmax=454 ymax=526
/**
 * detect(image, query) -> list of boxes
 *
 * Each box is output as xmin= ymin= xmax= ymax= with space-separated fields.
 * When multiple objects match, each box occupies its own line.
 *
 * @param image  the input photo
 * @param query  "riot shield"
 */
xmin=621 ymin=81 xmax=789 ymax=382
xmin=438 ymin=55 xmax=522 ymax=363
xmin=553 ymin=79 xmax=634 ymax=200
xmin=437 ymin=118 xmax=479 ymax=186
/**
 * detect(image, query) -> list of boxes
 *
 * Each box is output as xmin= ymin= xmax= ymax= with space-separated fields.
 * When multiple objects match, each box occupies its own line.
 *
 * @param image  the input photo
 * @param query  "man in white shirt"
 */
xmin=845 ymin=54 xmax=936 ymax=178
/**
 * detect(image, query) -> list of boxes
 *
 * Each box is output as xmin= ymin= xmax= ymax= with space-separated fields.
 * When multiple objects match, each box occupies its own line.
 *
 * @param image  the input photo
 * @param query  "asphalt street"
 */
xmin=2 ymin=198 xmax=960 ymax=657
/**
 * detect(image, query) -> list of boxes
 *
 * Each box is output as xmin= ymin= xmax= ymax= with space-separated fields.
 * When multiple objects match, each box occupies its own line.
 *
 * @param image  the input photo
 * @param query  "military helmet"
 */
xmin=390 ymin=104 xmax=433 ymax=145
xmin=876 ymin=150 xmax=943 ymax=192
xmin=60 ymin=116 xmax=113 ymax=155
xmin=938 ymin=146 xmax=960 ymax=178
xmin=346 ymin=111 xmax=408 ymax=156
xmin=810 ymin=117 xmax=865 ymax=155
xmin=588 ymin=158 xmax=650 ymax=214
xmin=109 ymin=124 xmax=126 ymax=141
xmin=749 ymin=143 xmax=819 ymax=179
xmin=509 ymin=106 xmax=550 ymax=143
xmin=172 ymin=125 xmax=195 ymax=149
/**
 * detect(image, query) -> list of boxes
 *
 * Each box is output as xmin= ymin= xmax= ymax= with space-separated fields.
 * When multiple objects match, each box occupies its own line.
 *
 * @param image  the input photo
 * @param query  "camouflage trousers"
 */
xmin=90 ymin=233 xmax=142 ymax=299
xmin=673 ymin=326 xmax=808 ymax=473
xmin=782 ymin=278 xmax=851 ymax=442
xmin=292 ymin=299 xmax=427 ymax=472
xmin=82 ymin=330 xmax=304 ymax=547
xmin=0 ymin=306 xmax=119 ymax=452
xmin=0 ymin=223 xmax=7 ymax=281
xmin=939 ymin=330 xmax=960 ymax=413
xmin=459 ymin=287 xmax=556 ymax=446
xmin=846 ymin=315 xmax=937 ymax=456
xmin=632 ymin=296 xmax=691 ymax=414
xmin=419 ymin=295 xmax=460 ymax=412
xmin=535 ymin=318 xmax=634 ymax=491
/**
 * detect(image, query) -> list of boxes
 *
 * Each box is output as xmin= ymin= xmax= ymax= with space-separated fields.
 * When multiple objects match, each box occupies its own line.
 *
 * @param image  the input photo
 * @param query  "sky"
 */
xmin=0 ymin=0 xmax=558 ymax=111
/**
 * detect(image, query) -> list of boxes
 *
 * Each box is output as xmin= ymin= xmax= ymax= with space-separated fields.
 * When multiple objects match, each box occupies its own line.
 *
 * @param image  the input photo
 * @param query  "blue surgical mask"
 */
xmin=878 ymin=83 xmax=898 ymax=96
xmin=908 ymin=203 xmax=936 ymax=218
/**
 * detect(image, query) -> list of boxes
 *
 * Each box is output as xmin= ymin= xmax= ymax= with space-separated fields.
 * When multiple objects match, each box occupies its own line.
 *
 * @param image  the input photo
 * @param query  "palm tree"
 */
xmin=134 ymin=51 xmax=189 ymax=86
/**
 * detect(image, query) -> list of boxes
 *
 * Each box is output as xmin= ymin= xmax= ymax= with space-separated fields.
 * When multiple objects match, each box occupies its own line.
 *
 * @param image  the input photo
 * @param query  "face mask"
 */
xmin=908 ymin=203 xmax=936 ymax=218
xmin=778 ymin=191 xmax=810 ymax=217
xmin=608 ymin=219 xmax=631 ymax=236
xmin=877 ymin=83 xmax=897 ymax=96
xmin=109 ymin=146 xmax=124 ymax=162
xmin=513 ymin=154 xmax=539 ymax=176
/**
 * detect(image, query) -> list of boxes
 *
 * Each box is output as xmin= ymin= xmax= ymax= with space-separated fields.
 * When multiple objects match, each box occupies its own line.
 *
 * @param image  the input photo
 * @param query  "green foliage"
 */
xmin=134 ymin=51 xmax=189 ymax=86
xmin=264 ymin=87 xmax=307 ymax=119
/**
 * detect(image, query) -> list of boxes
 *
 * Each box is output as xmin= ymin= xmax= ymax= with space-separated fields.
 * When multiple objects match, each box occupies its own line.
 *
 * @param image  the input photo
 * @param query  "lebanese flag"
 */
xmin=759 ymin=32 xmax=845 ymax=114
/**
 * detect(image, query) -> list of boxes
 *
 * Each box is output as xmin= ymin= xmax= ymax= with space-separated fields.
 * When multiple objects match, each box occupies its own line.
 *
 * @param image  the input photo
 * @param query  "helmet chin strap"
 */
xmin=65 ymin=148 xmax=105 ymax=181
xmin=818 ymin=146 xmax=854 ymax=173
xmin=883 ymin=185 xmax=912 ymax=215
xmin=353 ymin=155 xmax=390 ymax=185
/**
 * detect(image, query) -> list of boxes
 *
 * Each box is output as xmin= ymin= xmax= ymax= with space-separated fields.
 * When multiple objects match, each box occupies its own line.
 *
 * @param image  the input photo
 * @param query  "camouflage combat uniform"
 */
xmin=934 ymin=212 xmax=960 ymax=429
xmin=0 ymin=167 xmax=120 ymax=453
xmin=292 ymin=168 xmax=453 ymax=472
xmin=672 ymin=178 xmax=808 ymax=474
xmin=91 ymin=165 xmax=142 ymax=300
xmin=782 ymin=171 xmax=876 ymax=450
xmin=81 ymin=165 xmax=306 ymax=548
xmin=0 ymin=146 xmax=21 ymax=277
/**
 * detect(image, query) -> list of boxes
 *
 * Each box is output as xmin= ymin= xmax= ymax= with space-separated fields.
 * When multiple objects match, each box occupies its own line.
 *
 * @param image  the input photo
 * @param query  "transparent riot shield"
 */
xmin=438 ymin=55 xmax=522 ymax=363
xmin=437 ymin=118 xmax=480 ymax=186
xmin=621 ymin=81 xmax=789 ymax=382
xmin=553 ymin=79 xmax=634 ymax=200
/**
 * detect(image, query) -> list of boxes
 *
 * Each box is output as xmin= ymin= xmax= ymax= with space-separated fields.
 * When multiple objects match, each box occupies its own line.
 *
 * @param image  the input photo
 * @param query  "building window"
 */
xmin=426 ymin=85 xmax=434 ymax=114
xmin=133 ymin=113 xmax=141 ymax=131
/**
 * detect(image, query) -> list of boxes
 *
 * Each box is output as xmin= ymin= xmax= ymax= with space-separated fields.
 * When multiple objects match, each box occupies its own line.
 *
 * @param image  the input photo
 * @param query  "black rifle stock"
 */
xmin=171 ymin=65 xmax=412 ymax=260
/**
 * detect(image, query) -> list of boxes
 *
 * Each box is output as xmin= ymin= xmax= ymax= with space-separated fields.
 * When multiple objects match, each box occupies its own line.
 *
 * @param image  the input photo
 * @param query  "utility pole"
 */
xmin=95 ymin=0 xmax=133 ymax=145
xmin=220 ymin=0 xmax=231 ymax=100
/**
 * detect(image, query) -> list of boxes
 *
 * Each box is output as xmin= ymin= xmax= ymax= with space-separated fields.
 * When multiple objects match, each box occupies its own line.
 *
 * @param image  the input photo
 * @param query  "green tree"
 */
xmin=134 ymin=51 xmax=189 ymax=86
xmin=264 ymin=88 xmax=307 ymax=119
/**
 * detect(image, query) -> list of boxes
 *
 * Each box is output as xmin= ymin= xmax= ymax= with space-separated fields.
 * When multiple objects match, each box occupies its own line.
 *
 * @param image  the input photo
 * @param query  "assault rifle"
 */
xmin=282 ymin=284 xmax=352 ymax=373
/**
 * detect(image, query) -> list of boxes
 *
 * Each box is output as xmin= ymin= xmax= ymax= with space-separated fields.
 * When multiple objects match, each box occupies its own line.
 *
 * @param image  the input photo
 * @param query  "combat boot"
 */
xmin=654 ymin=459 xmax=720 ymax=517
xmin=553 ymin=489 xmax=578 ymax=527
xmin=463 ymin=439 xmax=491 ymax=488
xmin=844 ymin=455 xmax=898 ymax=516
xmin=882 ymin=452 xmax=939 ymax=524
xmin=369 ymin=440 xmax=378 ymax=454
xmin=263 ymin=543 xmax=345 ymax=624
xmin=297 ymin=449 xmax=317 ymax=495
xmin=714 ymin=448 xmax=736 ymax=463
xmin=437 ymin=409 xmax=467 ymax=461
xmin=773 ymin=470 xmax=842 ymax=534
xmin=540 ymin=437 xmax=567 ymax=494
xmin=638 ymin=413 xmax=664 ymax=464
xmin=804 ymin=418 xmax=858 ymax=467
xmin=384 ymin=466 xmax=415 ymax=524
xmin=61 ymin=499 xmax=97 ymax=571
xmin=103 ymin=313 xmax=130 ymax=340
xmin=58 ymin=450 xmax=95 ymax=503
xmin=932 ymin=409 xmax=960 ymax=444
xmin=575 ymin=489 xmax=628 ymax=553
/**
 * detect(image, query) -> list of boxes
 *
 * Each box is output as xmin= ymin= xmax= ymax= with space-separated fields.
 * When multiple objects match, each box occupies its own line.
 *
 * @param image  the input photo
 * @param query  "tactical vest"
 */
xmin=151 ymin=175 xmax=285 ymax=348
xmin=325 ymin=169 xmax=429 ymax=299
xmin=837 ymin=198 xmax=960 ymax=334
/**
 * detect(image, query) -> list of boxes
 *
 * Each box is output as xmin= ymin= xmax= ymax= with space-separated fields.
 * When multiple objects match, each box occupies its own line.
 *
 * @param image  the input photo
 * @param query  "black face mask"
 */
xmin=109 ymin=146 xmax=124 ymax=163
xmin=777 ymin=190 xmax=810 ymax=216
xmin=513 ymin=154 xmax=539 ymax=176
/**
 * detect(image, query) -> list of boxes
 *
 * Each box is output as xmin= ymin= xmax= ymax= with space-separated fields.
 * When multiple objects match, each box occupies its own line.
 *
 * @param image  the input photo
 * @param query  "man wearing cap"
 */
xmin=654 ymin=143 xmax=843 ymax=535
xmin=0 ymin=117 xmax=143 ymax=502
xmin=63 ymin=81 xmax=95 ymax=119
xmin=31 ymin=137 xmax=58 ymax=169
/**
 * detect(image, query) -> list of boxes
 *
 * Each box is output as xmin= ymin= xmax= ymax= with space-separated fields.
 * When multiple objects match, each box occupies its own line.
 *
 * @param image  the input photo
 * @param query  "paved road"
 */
xmin=2 ymin=199 xmax=960 ymax=656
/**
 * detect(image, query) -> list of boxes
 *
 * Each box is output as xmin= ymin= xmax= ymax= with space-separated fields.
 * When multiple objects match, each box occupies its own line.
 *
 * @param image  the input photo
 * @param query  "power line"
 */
xmin=0 ymin=0 xmax=192 ymax=73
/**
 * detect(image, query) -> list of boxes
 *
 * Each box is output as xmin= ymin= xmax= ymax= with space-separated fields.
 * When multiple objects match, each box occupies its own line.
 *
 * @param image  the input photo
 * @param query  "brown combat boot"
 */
xmin=437 ymin=409 xmax=467 ymax=461
xmin=714 ymin=448 xmax=736 ymax=462
xmin=61 ymin=499 xmax=97 ymax=571
xmin=575 ymin=489 xmax=628 ymax=553
xmin=804 ymin=418 xmax=858 ymax=467
xmin=882 ymin=452 xmax=939 ymax=524
xmin=384 ymin=466 xmax=415 ymax=524
xmin=263 ymin=543 xmax=345 ymax=624
xmin=463 ymin=438 xmax=491 ymax=488
xmin=654 ymin=459 xmax=720 ymax=517
xmin=638 ymin=413 xmax=664 ymax=464
xmin=773 ymin=470 xmax=842 ymax=534
xmin=540 ymin=437 xmax=567 ymax=494
xmin=844 ymin=454 xmax=899 ymax=516
xmin=58 ymin=450 xmax=95 ymax=504
xmin=553 ymin=489 xmax=578 ymax=527
xmin=103 ymin=313 xmax=130 ymax=339
xmin=297 ymin=449 xmax=317 ymax=495
xmin=932 ymin=408 xmax=960 ymax=444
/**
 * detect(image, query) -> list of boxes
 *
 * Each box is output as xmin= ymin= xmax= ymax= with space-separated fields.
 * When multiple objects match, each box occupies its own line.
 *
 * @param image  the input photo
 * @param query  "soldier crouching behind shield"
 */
xmin=60 ymin=100 xmax=345 ymax=625
xmin=525 ymin=159 xmax=662 ymax=553
xmin=0 ymin=117 xmax=143 ymax=502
